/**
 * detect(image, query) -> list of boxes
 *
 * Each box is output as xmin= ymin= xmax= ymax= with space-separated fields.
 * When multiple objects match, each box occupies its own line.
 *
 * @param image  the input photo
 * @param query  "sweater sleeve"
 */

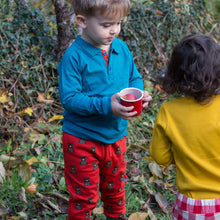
xmin=58 ymin=52 xmax=112 ymax=116
xmin=150 ymin=104 xmax=174 ymax=167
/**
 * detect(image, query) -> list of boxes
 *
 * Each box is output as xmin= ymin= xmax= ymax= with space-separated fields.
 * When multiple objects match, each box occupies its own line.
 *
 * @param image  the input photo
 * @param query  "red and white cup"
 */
xmin=120 ymin=87 xmax=144 ymax=116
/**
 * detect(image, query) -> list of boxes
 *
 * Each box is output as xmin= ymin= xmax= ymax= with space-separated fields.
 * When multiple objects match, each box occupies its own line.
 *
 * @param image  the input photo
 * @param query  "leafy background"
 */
xmin=0 ymin=0 xmax=219 ymax=219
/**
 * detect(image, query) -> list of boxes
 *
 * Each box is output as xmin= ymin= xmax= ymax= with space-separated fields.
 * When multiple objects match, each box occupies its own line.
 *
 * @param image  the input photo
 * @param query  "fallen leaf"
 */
xmin=0 ymin=88 xmax=12 ymax=102
xmin=156 ymin=10 xmax=163 ymax=15
xmin=131 ymin=152 xmax=142 ymax=161
xmin=149 ymin=177 xmax=164 ymax=187
xmin=20 ymin=61 xmax=27 ymax=68
xmin=175 ymin=8 xmax=182 ymax=13
xmin=164 ymin=182 xmax=172 ymax=189
xmin=6 ymin=157 xmax=24 ymax=169
xmin=0 ymin=162 xmax=5 ymax=183
xmin=34 ymin=0 xmax=46 ymax=8
xmin=19 ymin=163 xmax=32 ymax=182
xmin=37 ymin=93 xmax=54 ymax=104
xmin=155 ymin=84 xmax=164 ymax=92
xmin=26 ymin=157 xmax=40 ymax=165
xmin=32 ymin=121 xmax=50 ymax=134
xmin=92 ymin=206 xmax=104 ymax=215
xmin=0 ymin=92 xmax=9 ymax=103
xmin=0 ymin=154 xmax=16 ymax=162
xmin=19 ymin=187 xmax=27 ymax=203
xmin=26 ymin=183 xmax=38 ymax=194
xmin=138 ymin=176 xmax=154 ymax=195
xmin=143 ymin=156 xmax=152 ymax=162
xmin=0 ymin=206 xmax=8 ymax=215
xmin=128 ymin=212 xmax=149 ymax=220
xmin=18 ymin=211 xmax=28 ymax=219
xmin=154 ymin=192 xmax=168 ymax=213
xmin=5 ymin=216 xmax=20 ymax=220
xmin=34 ymin=145 xmax=42 ymax=155
xmin=18 ymin=107 xmax=33 ymax=116
xmin=149 ymin=162 xmax=163 ymax=178
xmin=129 ymin=166 xmax=142 ymax=177
xmin=149 ymin=174 xmax=159 ymax=183
xmin=49 ymin=115 xmax=63 ymax=122
xmin=147 ymin=206 xmax=157 ymax=220
xmin=29 ymin=130 xmax=46 ymax=144
xmin=46 ymin=87 xmax=54 ymax=99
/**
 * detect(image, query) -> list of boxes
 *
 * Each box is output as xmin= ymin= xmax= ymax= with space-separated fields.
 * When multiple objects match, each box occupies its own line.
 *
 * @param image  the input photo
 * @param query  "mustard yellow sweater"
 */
xmin=150 ymin=95 xmax=220 ymax=199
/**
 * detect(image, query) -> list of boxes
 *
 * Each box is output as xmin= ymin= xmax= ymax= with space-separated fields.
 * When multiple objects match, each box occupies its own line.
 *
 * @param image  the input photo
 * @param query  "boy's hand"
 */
xmin=111 ymin=93 xmax=137 ymax=120
xmin=142 ymin=91 xmax=152 ymax=108
xmin=111 ymin=91 xmax=152 ymax=120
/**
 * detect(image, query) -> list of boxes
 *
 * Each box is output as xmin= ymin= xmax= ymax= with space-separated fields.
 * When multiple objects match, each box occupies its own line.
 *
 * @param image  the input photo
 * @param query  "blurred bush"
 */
xmin=0 ymin=0 xmax=60 ymax=143
xmin=121 ymin=0 xmax=219 ymax=82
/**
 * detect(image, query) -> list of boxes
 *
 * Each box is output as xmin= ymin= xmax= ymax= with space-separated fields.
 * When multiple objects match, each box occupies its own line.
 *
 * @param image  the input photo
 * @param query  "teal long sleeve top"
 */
xmin=58 ymin=35 xmax=143 ymax=144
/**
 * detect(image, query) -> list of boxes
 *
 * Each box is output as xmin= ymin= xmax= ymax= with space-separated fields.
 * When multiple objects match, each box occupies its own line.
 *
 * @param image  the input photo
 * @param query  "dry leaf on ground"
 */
xmin=92 ymin=206 xmax=104 ymax=215
xmin=0 ymin=162 xmax=5 ymax=183
xmin=128 ymin=212 xmax=149 ymax=220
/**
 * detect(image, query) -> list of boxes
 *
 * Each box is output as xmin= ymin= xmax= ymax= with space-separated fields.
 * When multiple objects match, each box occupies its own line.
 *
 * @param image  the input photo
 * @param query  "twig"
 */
xmin=40 ymin=53 xmax=48 ymax=91
xmin=47 ymin=191 xmax=69 ymax=202
xmin=9 ymin=71 xmax=23 ymax=92
xmin=14 ymin=28 xmax=21 ymax=62
xmin=35 ymin=191 xmax=62 ymax=213
xmin=130 ymin=144 xmax=147 ymax=151
xmin=143 ymin=22 xmax=165 ymax=60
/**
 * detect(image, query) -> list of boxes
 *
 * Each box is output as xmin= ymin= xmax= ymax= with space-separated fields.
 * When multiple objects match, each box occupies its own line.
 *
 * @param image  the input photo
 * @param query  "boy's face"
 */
xmin=79 ymin=13 xmax=122 ymax=50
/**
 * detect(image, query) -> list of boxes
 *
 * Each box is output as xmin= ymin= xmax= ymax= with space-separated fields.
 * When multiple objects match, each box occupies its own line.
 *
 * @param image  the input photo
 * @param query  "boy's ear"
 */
xmin=75 ymin=15 xmax=87 ymax=28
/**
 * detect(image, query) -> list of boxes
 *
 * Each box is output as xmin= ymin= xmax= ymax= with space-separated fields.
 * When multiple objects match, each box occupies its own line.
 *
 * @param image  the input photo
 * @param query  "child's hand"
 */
xmin=142 ymin=91 xmax=152 ymax=108
xmin=111 ymin=93 xmax=137 ymax=120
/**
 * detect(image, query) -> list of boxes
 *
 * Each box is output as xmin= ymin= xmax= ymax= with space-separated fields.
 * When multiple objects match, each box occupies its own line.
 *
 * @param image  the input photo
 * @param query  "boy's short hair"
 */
xmin=162 ymin=34 xmax=220 ymax=103
xmin=71 ymin=0 xmax=131 ymax=18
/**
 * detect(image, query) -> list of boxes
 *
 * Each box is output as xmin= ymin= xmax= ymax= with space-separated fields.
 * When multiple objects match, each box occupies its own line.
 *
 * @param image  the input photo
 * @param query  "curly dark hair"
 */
xmin=162 ymin=34 xmax=220 ymax=103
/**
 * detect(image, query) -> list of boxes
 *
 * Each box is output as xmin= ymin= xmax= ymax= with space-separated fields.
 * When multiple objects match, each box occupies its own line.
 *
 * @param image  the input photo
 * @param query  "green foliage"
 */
xmin=0 ymin=171 xmax=29 ymax=215
xmin=0 ymin=0 xmax=58 ymax=111
xmin=120 ymin=0 xmax=219 ymax=81
xmin=0 ymin=0 xmax=62 ymax=174
xmin=205 ymin=0 xmax=220 ymax=19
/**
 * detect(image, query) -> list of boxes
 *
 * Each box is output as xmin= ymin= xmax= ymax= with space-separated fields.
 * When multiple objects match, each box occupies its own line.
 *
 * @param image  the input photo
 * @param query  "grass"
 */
xmin=0 ymin=119 xmax=176 ymax=219
xmin=0 ymin=89 xmax=177 ymax=219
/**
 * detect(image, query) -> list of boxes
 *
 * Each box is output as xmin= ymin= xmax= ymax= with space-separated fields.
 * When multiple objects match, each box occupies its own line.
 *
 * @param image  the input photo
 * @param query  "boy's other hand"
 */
xmin=111 ymin=93 xmax=137 ymax=120
xmin=142 ymin=91 xmax=152 ymax=108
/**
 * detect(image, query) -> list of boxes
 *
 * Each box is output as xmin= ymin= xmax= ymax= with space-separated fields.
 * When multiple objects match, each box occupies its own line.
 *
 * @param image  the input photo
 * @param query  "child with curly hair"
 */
xmin=150 ymin=34 xmax=220 ymax=219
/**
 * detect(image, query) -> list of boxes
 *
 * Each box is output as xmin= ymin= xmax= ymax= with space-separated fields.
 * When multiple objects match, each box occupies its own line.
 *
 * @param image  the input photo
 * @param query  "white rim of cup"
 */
xmin=120 ymin=87 xmax=144 ymax=102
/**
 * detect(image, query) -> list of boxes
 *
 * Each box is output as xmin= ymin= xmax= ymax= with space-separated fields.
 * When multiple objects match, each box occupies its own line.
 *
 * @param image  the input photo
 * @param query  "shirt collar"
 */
xmin=75 ymin=35 xmax=119 ymax=57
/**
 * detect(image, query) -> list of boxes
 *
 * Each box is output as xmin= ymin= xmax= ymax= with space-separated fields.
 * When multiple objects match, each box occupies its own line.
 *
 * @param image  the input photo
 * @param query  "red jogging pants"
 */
xmin=62 ymin=132 xmax=128 ymax=220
